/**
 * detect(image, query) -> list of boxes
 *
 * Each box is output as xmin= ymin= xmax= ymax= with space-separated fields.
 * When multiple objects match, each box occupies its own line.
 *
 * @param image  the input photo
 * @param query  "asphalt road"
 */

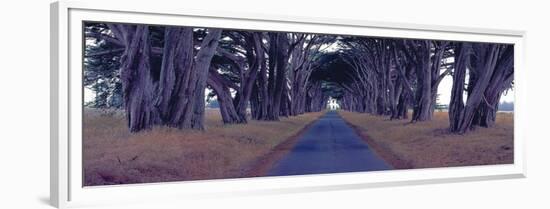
xmin=267 ymin=111 xmax=391 ymax=176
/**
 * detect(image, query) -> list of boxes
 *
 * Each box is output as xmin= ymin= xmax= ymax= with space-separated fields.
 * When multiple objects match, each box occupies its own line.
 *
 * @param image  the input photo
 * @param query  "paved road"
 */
xmin=267 ymin=111 xmax=391 ymax=176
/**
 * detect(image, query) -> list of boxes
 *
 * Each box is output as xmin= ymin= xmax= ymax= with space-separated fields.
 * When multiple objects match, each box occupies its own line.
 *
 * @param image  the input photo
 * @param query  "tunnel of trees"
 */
xmin=84 ymin=22 xmax=514 ymax=134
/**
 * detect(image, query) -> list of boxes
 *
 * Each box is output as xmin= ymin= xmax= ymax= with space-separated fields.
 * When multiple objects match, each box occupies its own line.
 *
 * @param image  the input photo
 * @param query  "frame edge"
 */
xmin=50 ymin=2 xmax=60 ymax=208
xmin=56 ymin=2 xmax=527 ymax=207
xmin=51 ymin=1 xmax=69 ymax=208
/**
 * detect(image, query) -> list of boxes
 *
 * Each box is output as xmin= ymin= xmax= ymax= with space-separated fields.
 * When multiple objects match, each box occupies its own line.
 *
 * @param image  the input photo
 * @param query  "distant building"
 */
xmin=327 ymin=97 xmax=340 ymax=110
xmin=498 ymin=101 xmax=514 ymax=112
xmin=434 ymin=104 xmax=449 ymax=112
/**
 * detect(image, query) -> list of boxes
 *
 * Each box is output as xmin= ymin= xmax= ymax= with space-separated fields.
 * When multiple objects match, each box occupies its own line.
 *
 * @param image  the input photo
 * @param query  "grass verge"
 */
xmin=83 ymin=109 xmax=324 ymax=186
xmin=338 ymin=111 xmax=513 ymax=169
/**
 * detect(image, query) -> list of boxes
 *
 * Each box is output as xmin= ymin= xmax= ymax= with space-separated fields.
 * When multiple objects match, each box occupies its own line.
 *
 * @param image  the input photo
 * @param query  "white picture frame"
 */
xmin=50 ymin=1 xmax=526 ymax=208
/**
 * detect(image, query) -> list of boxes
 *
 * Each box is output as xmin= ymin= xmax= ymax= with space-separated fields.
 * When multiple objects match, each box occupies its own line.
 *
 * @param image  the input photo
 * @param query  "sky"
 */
xmin=437 ymin=74 xmax=514 ymax=105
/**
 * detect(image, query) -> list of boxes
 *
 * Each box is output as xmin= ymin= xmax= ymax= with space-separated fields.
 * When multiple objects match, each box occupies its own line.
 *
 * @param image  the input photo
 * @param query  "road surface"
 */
xmin=267 ymin=111 xmax=391 ymax=176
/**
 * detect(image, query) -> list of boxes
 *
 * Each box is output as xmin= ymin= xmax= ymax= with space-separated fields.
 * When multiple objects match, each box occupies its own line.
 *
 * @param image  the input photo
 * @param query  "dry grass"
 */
xmin=339 ymin=111 xmax=514 ymax=169
xmin=83 ymin=109 xmax=323 ymax=186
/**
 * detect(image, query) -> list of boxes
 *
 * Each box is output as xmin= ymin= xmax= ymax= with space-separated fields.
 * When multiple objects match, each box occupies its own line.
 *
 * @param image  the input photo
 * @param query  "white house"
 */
xmin=327 ymin=97 xmax=340 ymax=110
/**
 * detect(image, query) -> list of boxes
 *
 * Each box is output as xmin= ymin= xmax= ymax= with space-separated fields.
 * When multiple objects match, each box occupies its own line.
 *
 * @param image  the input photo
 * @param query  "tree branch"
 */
xmin=85 ymin=48 xmax=125 ymax=57
xmin=86 ymin=32 xmax=124 ymax=47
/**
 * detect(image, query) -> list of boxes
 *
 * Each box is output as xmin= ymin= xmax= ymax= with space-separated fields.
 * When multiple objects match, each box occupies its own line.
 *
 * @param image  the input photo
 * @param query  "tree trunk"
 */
xmin=450 ymin=43 xmax=508 ymax=134
xmin=471 ymin=45 xmax=514 ymax=128
xmin=234 ymin=33 xmax=264 ymax=122
xmin=187 ymin=29 xmax=223 ymax=130
xmin=428 ymin=41 xmax=450 ymax=116
xmin=449 ymin=43 xmax=469 ymax=132
xmin=155 ymin=27 xmax=195 ymax=128
xmin=265 ymin=33 xmax=290 ymax=120
xmin=116 ymin=25 xmax=156 ymax=132
xmin=207 ymin=70 xmax=243 ymax=124
xmin=411 ymin=41 xmax=433 ymax=122
xmin=251 ymin=59 xmax=270 ymax=120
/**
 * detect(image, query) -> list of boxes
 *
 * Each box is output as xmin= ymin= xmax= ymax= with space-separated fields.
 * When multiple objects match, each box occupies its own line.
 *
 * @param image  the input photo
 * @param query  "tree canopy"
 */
xmin=84 ymin=22 xmax=514 ymax=134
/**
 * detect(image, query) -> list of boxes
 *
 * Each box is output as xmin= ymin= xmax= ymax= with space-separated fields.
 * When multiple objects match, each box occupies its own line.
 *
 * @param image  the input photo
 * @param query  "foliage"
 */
xmin=84 ymin=23 xmax=123 ymax=108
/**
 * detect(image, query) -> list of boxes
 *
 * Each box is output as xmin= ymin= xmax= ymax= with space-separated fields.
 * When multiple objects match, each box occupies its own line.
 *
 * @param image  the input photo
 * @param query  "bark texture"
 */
xmin=110 ymin=25 xmax=156 ymax=132
xmin=107 ymin=24 xmax=222 ymax=132
xmin=449 ymin=43 xmax=514 ymax=133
